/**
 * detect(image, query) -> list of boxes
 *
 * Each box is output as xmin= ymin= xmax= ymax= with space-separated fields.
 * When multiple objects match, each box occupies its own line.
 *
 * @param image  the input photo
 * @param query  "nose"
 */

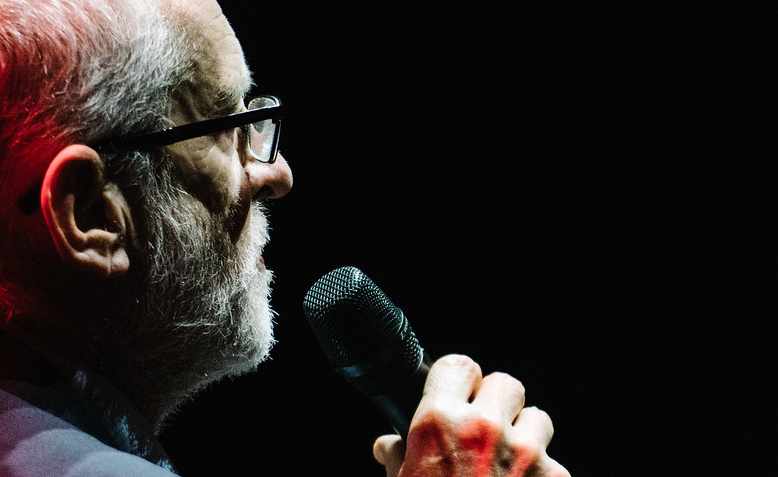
xmin=246 ymin=152 xmax=293 ymax=201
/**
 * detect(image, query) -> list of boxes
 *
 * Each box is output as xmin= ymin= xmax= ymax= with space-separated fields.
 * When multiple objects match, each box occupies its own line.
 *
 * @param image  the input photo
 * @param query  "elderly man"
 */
xmin=0 ymin=1 xmax=569 ymax=476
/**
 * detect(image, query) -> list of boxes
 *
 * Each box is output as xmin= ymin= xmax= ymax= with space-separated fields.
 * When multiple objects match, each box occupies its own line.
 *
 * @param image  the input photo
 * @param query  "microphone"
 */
xmin=303 ymin=266 xmax=432 ymax=439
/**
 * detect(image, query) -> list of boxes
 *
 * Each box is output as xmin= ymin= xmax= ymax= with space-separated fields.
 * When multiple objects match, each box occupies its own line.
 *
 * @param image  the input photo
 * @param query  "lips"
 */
xmin=257 ymin=256 xmax=266 ymax=270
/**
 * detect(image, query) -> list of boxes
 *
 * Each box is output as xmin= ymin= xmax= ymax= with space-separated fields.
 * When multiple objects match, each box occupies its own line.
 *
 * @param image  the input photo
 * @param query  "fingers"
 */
xmin=373 ymin=434 xmax=405 ymax=477
xmin=511 ymin=406 xmax=554 ymax=448
xmin=505 ymin=407 xmax=558 ymax=476
xmin=471 ymin=371 xmax=526 ymax=423
xmin=397 ymin=354 xmax=569 ymax=477
xmin=539 ymin=456 xmax=572 ymax=477
xmin=373 ymin=434 xmax=402 ymax=464
xmin=422 ymin=354 xmax=483 ymax=403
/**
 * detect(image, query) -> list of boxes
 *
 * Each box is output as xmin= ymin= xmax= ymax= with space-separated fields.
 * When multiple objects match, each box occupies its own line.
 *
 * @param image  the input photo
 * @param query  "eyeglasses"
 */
xmin=17 ymin=95 xmax=284 ymax=214
xmin=95 ymin=95 xmax=283 ymax=162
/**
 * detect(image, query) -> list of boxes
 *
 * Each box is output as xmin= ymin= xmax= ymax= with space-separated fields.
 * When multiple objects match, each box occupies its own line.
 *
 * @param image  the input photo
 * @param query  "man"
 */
xmin=0 ymin=1 xmax=570 ymax=476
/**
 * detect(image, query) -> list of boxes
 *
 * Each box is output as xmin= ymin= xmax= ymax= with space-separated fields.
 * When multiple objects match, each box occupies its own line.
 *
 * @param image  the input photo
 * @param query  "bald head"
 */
xmin=167 ymin=0 xmax=253 ymax=91
xmin=162 ymin=0 xmax=254 ymax=123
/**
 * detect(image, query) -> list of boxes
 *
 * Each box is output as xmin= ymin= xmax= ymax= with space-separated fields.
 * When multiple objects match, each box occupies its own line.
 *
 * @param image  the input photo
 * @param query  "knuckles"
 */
xmin=411 ymin=400 xmax=459 ymax=431
xmin=409 ymin=406 xmax=558 ymax=475
xmin=483 ymin=371 xmax=525 ymax=396
xmin=411 ymin=355 xmax=568 ymax=476
xmin=466 ymin=407 xmax=509 ymax=435
xmin=518 ymin=406 xmax=555 ymax=439
xmin=415 ymin=400 xmax=505 ymax=434
xmin=534 ymin=407 xmax=554 ymax=435
xmin=434 ymin=354 xmax=482 ymax=376
xmin=412 ymin=402 xmax=509 ymax=448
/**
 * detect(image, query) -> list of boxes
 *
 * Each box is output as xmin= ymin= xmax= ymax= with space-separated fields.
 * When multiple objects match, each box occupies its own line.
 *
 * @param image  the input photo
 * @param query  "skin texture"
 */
xmin=373 ymin=355 xmax=572 ymax=476
xmin=32 ymin=0 xmax=292 ymax=427
xmin=162 ymin=0 xmax=292 ymax=221
xmin=40 ymin=0 xmax=293 ymax=285
xmin=15 ymin=0 xmax=570 ymax=472
xmin=40 ymin=145 xmax=132 ymax=278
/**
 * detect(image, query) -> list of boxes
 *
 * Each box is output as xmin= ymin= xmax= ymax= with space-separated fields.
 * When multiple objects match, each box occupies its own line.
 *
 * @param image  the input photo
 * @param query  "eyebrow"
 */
xmin=211 ymin=86 xmax=244 ymax=116
xmin=212 ymin=71 xmax=255 ymax=117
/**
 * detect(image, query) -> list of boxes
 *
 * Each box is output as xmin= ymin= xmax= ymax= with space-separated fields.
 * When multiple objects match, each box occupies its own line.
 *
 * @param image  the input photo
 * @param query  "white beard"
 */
xmin=136 ymin=182 xmax=277 ymax=394
xmin=218 ymin=205 xmax=276 ymax=376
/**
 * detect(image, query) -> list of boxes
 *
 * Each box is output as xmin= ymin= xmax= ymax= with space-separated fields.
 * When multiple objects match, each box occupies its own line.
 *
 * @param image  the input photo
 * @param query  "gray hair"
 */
xmin=0 ymin=3 xmax=277 ymax=421
xmin=0 ymin=0 xmax=194 ymax=309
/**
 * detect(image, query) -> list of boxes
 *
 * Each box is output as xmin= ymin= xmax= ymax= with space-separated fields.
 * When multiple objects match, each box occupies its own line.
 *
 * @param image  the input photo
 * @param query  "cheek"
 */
xmin=224 ymin=170 xmax=254 ymax=243
xmin=169 ymin=142 xmax=244 ymax=214
xmin=200 ymin=132 xmax=244 ymax=207
xmin=212 ymin=128 xmax=239 ymax=157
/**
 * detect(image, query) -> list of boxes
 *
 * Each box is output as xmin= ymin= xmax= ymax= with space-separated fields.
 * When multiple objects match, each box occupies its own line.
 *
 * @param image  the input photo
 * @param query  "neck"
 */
xmin=3 ymin=272 xmax=261 ymax=432
xmin=3 ymin=302 xmax=207 ymax=432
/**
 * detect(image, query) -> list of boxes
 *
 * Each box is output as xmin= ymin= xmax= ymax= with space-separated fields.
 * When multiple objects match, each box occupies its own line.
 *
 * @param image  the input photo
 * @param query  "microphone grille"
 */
xmin=303 ymin=266 xmax=423 ymax=373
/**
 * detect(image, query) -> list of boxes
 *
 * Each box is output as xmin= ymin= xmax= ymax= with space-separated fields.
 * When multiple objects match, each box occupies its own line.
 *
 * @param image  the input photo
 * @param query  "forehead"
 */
xmin=163 ymin=0 xmax=252 ymax=103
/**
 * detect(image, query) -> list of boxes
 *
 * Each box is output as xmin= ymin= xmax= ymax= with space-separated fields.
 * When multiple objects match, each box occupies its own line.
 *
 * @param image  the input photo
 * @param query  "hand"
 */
xmin=373 ymin=354 xmax=570 ymax=477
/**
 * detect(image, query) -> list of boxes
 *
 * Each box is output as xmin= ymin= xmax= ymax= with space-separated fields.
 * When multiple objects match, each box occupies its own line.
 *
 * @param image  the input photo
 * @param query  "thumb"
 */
xmin=373 ymin=434 xmax=405 ymax=477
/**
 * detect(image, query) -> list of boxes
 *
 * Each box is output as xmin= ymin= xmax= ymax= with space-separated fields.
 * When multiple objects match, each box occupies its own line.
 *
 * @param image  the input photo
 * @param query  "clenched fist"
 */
xmin=373 ymin=354 xmax=570 ymax=477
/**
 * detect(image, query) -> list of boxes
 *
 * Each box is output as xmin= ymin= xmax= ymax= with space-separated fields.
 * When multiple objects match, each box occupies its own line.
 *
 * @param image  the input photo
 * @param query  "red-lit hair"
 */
xmin=0 ymin=0 xmax=192 ymax=318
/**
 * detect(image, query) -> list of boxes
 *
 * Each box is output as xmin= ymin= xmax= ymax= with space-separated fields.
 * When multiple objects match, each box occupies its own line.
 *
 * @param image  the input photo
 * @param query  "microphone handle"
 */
xmin=335 ymin=352 xmax=433 ymax=440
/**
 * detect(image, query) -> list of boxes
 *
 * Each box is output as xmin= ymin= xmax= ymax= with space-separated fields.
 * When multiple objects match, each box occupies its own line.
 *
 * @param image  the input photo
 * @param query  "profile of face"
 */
xmin=106 ymin=0 xmax=293 ymax=394
xmin=128 ymin=170 xmax=277 ymax=383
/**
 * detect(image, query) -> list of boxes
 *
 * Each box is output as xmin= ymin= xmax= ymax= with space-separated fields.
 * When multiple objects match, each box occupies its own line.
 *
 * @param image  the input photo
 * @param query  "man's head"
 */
xmin=0 ymin=0 xmax=292 ymax=427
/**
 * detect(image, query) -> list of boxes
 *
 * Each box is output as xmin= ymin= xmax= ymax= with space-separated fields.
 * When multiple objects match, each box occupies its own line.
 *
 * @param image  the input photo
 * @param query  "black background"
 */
xmin=157 ymin=3 xmax=769 ymax=476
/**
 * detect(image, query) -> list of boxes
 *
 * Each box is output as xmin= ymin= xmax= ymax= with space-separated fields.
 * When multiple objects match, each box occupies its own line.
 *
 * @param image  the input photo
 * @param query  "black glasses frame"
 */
xmin=18 ymin=96 xmax=284 ymax=214
xmin=93 ymin=97 xmax=284 ymax=162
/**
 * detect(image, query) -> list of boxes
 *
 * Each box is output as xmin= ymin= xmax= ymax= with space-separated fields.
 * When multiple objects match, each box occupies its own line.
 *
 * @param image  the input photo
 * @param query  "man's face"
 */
xmin=120 ymin=0 xmax=292 ymax=385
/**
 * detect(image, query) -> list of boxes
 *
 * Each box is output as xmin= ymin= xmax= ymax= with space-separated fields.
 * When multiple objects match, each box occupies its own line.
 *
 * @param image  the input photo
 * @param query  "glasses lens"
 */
xmin=247 ymin=97 xmax=280 ymax=163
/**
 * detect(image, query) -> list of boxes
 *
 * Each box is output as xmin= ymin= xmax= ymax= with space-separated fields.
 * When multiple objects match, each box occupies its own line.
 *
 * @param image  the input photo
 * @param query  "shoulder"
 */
xmin=0 ymin=387 xmax=178 ymax=477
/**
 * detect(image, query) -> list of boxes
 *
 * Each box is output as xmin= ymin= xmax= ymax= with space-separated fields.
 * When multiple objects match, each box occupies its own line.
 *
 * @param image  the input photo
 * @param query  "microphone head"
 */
xmin=303 ymin=266 xmax=424 ymax=376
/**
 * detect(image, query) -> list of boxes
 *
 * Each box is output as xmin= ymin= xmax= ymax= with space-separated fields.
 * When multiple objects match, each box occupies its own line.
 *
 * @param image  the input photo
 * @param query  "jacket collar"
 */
xmin=0 ymin=331 xmax=176 ymax=472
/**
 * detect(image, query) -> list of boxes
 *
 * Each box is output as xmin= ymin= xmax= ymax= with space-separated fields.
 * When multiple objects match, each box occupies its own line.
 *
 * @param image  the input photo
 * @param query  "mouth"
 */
xmin=257 ymin=255 xmax=266 ymax=271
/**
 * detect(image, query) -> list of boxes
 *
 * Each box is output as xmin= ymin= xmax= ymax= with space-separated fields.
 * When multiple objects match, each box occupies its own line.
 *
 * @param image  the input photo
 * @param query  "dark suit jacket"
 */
xmin=0 ymin=333 xmax=178 ymax=476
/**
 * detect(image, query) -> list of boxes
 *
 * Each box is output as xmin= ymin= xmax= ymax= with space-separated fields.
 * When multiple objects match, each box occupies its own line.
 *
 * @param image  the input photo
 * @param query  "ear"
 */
xmin=40 ymin=145 xmax=134 ymax=279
